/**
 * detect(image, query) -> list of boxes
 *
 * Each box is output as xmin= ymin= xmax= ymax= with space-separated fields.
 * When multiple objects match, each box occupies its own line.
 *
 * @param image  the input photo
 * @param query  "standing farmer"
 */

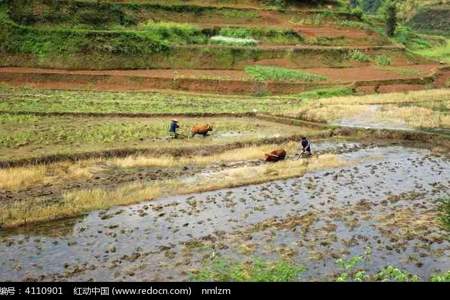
xmin=169 ymin=119 xmax=180 ymax=138
xmin=300 ymin=136 xmax=312 ymax=156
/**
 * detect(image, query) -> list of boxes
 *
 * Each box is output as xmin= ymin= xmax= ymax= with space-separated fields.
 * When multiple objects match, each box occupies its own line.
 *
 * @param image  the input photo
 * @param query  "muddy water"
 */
xmin=0 ymin=144 xmax=449 ymax=281
xmin=334 ymin=105 xmax=413 ymax=131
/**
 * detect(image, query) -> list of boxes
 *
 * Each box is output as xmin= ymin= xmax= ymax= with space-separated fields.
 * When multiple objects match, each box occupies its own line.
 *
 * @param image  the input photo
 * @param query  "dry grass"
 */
xmin=316 ymin=89 xmax=450 ymax=106
xmin=0 ymin=143 xmax=300 ymax=191
xmin=111 ymin=142 xmax=299 ymax=168
xmin=0 ymin=161 xmax=97 ymax=190
xmin=291 ymin=105 xmax=369 ymax=123
xmin=286 ymin=89 xmax=450 ymax=128
xmin=0 ymin=166 xmax=47 ymax=190
xmin=377 ymin=106 xmax=450 ymax=129
xmin=1 ymin=183 xmax=162 ymax=228
xmin=0 ymin=153 xmax=346 ymax=228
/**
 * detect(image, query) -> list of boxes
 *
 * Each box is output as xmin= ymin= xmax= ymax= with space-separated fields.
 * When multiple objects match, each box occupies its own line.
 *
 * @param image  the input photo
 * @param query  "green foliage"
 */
xmin=347 ymin=49 xmax=371 ymax=62
xmin=0 ymin=13 xmax=168 ymax=57
xmin=210 ymin=36 xmax=258 ymax=46
xmin=0 ymin=86 xmax=302 ymax=115
xmin=264 ymin=0 xmax=287 ymax=9
xmin=245 ymin=65 xmax=327 ymax=82
xmin=138 ymin=21 xmax=204 ymax=45
xmin=192 ymin=257 xmax=305 ymax=282
xmin=351 ymin=7 xmax=364 ymax=19
xmin=430 ymin=271 xmax=450 ymax=282
xmin=297 ymin=87 xmax=354 ymax=100
xmin=218 ymin=27 xmax=304 ymax=45
xmin=374 ymin=54 xmax=392 ymax=65
xmin=413 ymin=39 xmax=450 ymax=64
xmin=375 ymin=266 xmax=420 ymax=282
xmin=394 ymin=26 xmax=432 ymax=49
xmin=437 ymin=197 xmax=450 ymax=231
xmin=335 ymin=255 xmax=370 ymax=282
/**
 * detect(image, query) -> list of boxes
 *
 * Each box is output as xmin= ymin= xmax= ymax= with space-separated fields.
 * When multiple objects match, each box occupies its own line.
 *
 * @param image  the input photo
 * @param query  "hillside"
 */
xmin=0 ymin=0 xmax=448 ymax=95
xmin=407 ymin=4 xmax=450 ymax=36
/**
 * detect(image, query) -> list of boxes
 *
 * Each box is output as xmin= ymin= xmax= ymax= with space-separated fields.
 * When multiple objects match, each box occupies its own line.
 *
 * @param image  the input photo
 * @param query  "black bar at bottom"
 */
xmin=0 ymin=282 xmax=447 ymax=298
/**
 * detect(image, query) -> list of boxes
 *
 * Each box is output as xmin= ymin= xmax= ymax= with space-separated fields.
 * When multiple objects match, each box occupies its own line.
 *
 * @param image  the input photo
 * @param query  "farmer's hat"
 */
xmin=172 ymin=119 xmax=178 ymax=122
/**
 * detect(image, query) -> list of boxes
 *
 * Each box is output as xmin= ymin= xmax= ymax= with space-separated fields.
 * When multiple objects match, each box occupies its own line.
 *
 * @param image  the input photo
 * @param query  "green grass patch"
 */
xmin=137 ymin=21 xmax=205 ymax=45
xmin=0 ymin=86 xmax=303 ymax=114
xmin=374 ymin=54 xmax=392 ymax=66
xmin=347 ymin=49 xmax=371 ymax=62
xmin=245 ymin=65 xmax=327 ymax=82
xmin=413 ymin=39 xmax=450 ymax=64
xmin=210 ymin=35 xmax=258 ymax=46
xmin=0 ymin=112 xmax=315 ymax=161
xmin=0 ymin=7 xmax=168 ymax=57
xmin=218 ymin=27 xmax=304 ymax=45
xmin=431 ymin=271 xmax=450 ymax=282
xmin=437 ymin=197 xmax=450 ymax=232
xmin=192 ymin=257 xmax=305 ymax=282
xmin=295 ymin=87 xmax=354 ymax=100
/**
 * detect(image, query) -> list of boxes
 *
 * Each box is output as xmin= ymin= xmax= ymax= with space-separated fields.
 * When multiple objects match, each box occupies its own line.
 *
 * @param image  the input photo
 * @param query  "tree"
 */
xmin=384 ymin=1 xmax=397 ymax=37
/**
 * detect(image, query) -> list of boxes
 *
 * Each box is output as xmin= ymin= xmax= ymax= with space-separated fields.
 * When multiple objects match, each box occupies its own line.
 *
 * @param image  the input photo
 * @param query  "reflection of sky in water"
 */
xmin=0 ymin=145 xmax=449 ymax=281
xmin=334 ymin=105 xmax=413 ymax=131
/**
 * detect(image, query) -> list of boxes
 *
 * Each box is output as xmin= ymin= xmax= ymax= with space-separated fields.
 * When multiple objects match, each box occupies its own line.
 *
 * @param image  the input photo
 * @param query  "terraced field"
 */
xmin=0 ymin=0 xmax=449 ymax=283
xmin=1 ymin=0 xmax=448 ymax=95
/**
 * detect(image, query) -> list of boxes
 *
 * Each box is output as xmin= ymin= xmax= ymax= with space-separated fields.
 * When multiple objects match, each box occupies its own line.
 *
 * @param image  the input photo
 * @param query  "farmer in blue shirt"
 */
xmin=169 ymin=119 xmax=180 ymax=138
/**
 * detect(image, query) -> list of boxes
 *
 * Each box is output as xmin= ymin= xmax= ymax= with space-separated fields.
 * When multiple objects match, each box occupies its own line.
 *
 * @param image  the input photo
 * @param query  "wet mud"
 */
xmin=0 ymin=143 xmax=449 ymax=281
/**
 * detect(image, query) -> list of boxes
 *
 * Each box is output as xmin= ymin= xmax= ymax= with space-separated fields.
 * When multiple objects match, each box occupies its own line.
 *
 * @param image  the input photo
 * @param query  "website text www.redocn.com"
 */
xmin=111 ymin=287 xmax=191 ymax=296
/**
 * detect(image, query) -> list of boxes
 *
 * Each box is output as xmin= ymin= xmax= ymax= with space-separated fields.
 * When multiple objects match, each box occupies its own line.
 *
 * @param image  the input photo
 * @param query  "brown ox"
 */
xmin=191 ymin=124 xmax=213 ymax=137
xmin=265 ymin=149 xmax=287 ymax=162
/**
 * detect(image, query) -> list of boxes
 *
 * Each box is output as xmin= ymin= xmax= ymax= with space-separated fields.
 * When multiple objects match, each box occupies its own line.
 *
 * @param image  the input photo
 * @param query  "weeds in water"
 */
xmin=374 ymin=266 xmax=419 ymax=282
xmin=245 ymin=65 xmax=327 ymax=82
xmin=192 ymin=257 xmax=305 ymax=282
xmin=430 ymin=271 xmax=450 ymax=282
xmin=336 ymin=255 xmax=369 ymax=282
xmin=335 ymin=253 xmax=423 ymax=282
xmin=437 ymin=197 xmax=450 ymax=231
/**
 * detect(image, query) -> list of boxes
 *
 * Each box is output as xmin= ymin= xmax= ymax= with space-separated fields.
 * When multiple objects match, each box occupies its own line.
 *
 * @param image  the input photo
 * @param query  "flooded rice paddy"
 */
xmin=0 ymin=142 xmax=449 ymax=281
xmin=333 ymin=105 xmax=413 ymax=131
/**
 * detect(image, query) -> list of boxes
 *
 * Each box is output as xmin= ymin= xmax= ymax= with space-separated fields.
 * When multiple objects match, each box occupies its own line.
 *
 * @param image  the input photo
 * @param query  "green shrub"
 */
xmin=375 ymin=266 xmax=419 ymax=282
xmin=394 ymin=26 xmax=432 ymax=50
xmin=138 ymin=21 xmax=204 ymax=44
xmin=192 ymin=257 xmax=305 ymax=282
xmin=218 ymin=27 xmax=303 ymax=45
xmin=347 ymin=49 xmax=371 ymax=62
xmin=437 ymin=197 xmax=450 ymax=231
xmin=297 ymin=87 xmax=354 ymax=100
xmin=210 ymin=36 xmax=258 ymax=46
xmin=351 ymin=7 xmax=364 ymax=19
xmin=431 ymin=271 xmax=450 ymax=282
xmin=374 ymin=54 xmax=392 ymax=66
xmin=245 ymin=65 xmax=327 ymax=82
xmin=0 ymin=18 xmax=168 ymax=56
